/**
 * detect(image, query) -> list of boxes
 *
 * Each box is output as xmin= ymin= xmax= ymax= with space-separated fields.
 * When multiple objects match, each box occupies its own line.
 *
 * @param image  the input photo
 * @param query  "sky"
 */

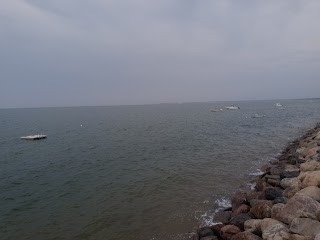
xmin=0 ymin=0 xmax=320 ymax=108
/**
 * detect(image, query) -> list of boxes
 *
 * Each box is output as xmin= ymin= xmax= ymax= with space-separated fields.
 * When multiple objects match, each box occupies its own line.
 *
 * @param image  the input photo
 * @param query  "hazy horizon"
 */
xmin=1 ymin=0 xmax=320 ymax=108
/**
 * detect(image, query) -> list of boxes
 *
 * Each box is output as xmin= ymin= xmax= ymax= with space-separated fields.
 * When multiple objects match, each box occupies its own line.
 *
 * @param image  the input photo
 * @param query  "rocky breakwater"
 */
xmin=193 ymin=123 xmax=320 ymax=240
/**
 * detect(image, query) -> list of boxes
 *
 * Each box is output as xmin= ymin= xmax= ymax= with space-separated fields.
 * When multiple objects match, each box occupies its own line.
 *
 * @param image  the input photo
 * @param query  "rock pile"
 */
xmin=193 ymin=124 xmax=320 ymax=240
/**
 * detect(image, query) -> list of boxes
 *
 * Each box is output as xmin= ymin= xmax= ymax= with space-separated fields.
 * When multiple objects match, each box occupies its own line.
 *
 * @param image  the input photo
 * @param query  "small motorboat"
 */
xmin=20 ymin=134 xmax=47 ymax=140
xmin=210 ymin=108 xmax=223 ymax=112
xmin=225 ymin=104 xmax=240 ymax=110
xmin=275 ymin=103 xmax=283 ymax=107
xmin=252 ymin=114 xmax=266 ymax=118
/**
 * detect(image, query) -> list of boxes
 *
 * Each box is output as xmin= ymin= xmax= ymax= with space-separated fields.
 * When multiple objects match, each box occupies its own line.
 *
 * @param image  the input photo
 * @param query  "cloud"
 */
xmin=1 ymin=0 xmax=320 ymax=107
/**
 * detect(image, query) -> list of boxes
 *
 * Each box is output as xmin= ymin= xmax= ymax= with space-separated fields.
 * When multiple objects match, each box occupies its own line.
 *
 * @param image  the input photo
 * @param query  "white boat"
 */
xmin=20 ymin=134 xmax=47 ymax=140
xmin=210 ymin=108 xmax=223 ymax=112
xmin=275 ymin=103 xmax=283 ymax=107
xmin=252 ymin=114 xmax=265 ymax=118
xmin=225 ymin=104 xmax=240 ymax=110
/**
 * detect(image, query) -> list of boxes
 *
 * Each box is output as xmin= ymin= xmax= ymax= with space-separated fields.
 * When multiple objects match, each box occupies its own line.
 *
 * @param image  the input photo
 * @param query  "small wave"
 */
xmin=248 ymin=169 xmax=264 ymax=176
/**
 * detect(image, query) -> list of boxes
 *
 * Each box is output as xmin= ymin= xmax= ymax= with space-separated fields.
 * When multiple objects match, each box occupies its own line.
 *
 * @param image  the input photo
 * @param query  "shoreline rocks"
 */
xmin=193 ymin=123 xmax=320 ymax=240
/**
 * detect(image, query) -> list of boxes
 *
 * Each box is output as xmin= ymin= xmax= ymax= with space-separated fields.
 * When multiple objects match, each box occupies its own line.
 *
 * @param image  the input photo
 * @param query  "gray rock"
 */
xmin=290 ymin=217 xmax=320 ymax=238
xmin=244 ymin=219 xmax=262 ymax=235
xmin=260 ymin=218 xmax=290 ymax=240
xmin=199 ymin=228 xmax=214 ymax=238
xmin=230 ymin=232 xmax=262 ymax=240
xmin=274 ymin=197 xmax=288 ymax=204
xmin=272 ymin=194 xmax=320 ymax=224
xmin=230 ymin=213 xmax=252 ymax=230
xmin=295 ymin=186 xmax=320 ymax=201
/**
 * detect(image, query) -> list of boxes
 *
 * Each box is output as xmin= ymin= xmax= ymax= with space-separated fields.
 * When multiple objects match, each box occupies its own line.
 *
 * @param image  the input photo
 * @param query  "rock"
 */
xmin=231 ymin=192 xmax=247 ymax=211
xmin=192 ymin=234 xmax=200 ymax=240
xmin=316 ymin=233 xmax=320 ymax=240
xmin=264 ymin=187 xmax=283 ymax=200
xmin=215 ymin=211 xmax=232 ymax=224
xmin=270 ymin=159 xmax=281 ymax=165
xmin=230 ymin=232 xmax=262 ymax=240
xmin=295 ymin=186 xmax=320 ymax=201
xmin=199 ymin=228 xmax=214 ymax=238
xmin=274 ymin=197 xmax=288 ymax=204
xmin=270 ymin=166 xmax=284 ymax=175
xmin=267 ymin=178 xmax=281 ymax=187
xmin=231 ymin=204 xmax=250 ymax=218
xmin=249 ymin=199 xmax=273 ymax=208
xmin=250 ymin=203 xmax=271 ymax=219
xmin=289 ymin=217 xmax=320 ymax=238
xmin=280 ymin=177 xmax=301 ymax=189
xmin=244 ymin=219 xmax=262 ymax=235
xmin=255 ymin=179 xmax=271 ymax=192
xmin=200 ymin=237 xmax=218 ymax=240
xmin=290 ymin=234 xmax=312 ymax=240
xmin=300 ymin=160 xmax=320 ymax=172
xmin=283 ymin=186 xmax=300 ymax=198
xmin=211 ymin=224 xmax=224 ymax=237
xmin=299 ymin=170 xmax=320 ymax=188
xmin=271 ymin=203 xmax=285 ymax=220
xmin=230 ymin=213 xmax=252 ymax=230
xmin=272 ymin=194 xmax=320 ymax=224
xmin=260 ymin=218 xmax=290 ymax=240
xmin=220 ymin=225 xmax=241 ymax=240
xmin=261 ymin=164 xmax=272 ymax=173
xmin=246 ymin=191 xmax=265 ymax=201
xmin=280 ymin=171 xmax=300 ymax=179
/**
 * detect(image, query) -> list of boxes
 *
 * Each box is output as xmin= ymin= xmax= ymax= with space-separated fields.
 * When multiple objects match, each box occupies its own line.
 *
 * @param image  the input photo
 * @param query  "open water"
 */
xmin=0 ymin=99 xmax=320 ymax=240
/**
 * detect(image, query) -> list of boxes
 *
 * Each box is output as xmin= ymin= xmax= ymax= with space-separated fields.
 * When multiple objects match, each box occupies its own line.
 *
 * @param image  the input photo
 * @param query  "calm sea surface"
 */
xmin=1 ymin=99 xmax=320 ymax=240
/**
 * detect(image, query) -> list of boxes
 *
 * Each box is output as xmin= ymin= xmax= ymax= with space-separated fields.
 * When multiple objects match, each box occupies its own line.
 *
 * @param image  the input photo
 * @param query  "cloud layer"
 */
xmin=1 ymin=0 xmax=320 ymax=107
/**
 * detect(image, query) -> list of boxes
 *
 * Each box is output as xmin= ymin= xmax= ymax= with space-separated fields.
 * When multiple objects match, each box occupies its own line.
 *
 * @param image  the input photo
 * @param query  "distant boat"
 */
xmin=20 ymin=134 xmax=47 ymax=140
xmin=225 ymin=104 xmax=240 ymax=110
xmin=252 ymin=114 xmax=266 ymax=118
xmin=275 ymin=103 xmax=283 ymax=107
xmin=210 ymin=108 xmax=223 ymax=112
xmin=277 ymin=107 xmax=285 ymax=110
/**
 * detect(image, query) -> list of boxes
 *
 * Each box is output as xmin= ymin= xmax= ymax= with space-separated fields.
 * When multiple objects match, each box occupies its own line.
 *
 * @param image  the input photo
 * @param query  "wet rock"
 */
xmin=220 ymin=225 xmax=241 ymax=240
xmin=300 ymin=160 xmax=320 ymax=172
xmin=260 ymin=218 xmax=290 ymax=240
xmin=295 ymin=186 xmax=320 ymax=201
xmin=270 ymin=166 xmax=284 ymax=175
xmin=272 ymin=194 xmax=320 ymax=224
xmin=261 ymin=164 xmax=272 ymax=173
xmin=274 ymin=197 xmax=288 ymax=204
xmin=250 ymin=203 xmax=272 ymax=219
xmin=231 ymin=192 xmax=247 ymax=211
xmin=299 ymin=170 xmax=320 ymax=188
xmin=215 ymin=211 xmax=232 ymax=224
xmin=230 ymin=232 xmax=262 ymax=240
xmin=231 ymin=204 xmax=250 ymax=218
xmin=255 ymin=179 xmax=271 ymax=192
xmin=264 ymin=187 xmax=283 ymax=200
xmin=289 ymin=217 xmax=320 ymax=238
xmin=270 ymin=159 xmax=281 ymax=165
xmin=192 ymin=234 xmax=200 ymax=240
xmin=199 ymin=228 xmax=214 ymax=238
xmin=211 ymin=224 xmax=224 ymax=237
xmin=244 ymin=219 xmax=262 ymax=235
xmin=230 ymin=213 xmax=252 ymax=230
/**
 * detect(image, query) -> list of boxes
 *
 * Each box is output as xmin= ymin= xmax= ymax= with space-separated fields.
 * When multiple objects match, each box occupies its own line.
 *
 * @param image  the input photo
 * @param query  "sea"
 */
xmin=0 ymin=99 xmax=319 ymax=240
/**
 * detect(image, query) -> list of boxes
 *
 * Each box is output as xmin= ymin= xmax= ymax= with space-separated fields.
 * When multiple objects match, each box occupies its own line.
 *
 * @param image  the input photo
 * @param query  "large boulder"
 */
xmin=289 ymin=217 xmax=320 ymax=238
xmin=220 ymin=225 xmax=241 ymax=240
xmin=230 ymin=232 xmax=262 ymax=240
xmin=199 ymin=228 xmax=214 ymax=238
xmin=244 ymin=219 xmax=262 ymax=235
xmin=260 ymin=218 xmax=290 ymax=240
xmin=250 ymin=203 xmax=272 ymax=219
xmin=300 ymin=160 xmax=320 ymax=172
xmin=272 ymin=194 xmax=320 ymax=224
xmin=249 ymin=199 xmax=273 ymax=208
xmin=298 ymin=170 xmax=320 ymax=188
xmin=295 ymin=186 xmax=320 ymax=201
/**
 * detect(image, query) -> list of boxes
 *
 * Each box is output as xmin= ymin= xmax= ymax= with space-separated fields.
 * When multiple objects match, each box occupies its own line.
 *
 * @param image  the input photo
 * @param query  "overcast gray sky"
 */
xmin=1 ymin=0 xmax=319 ymax=108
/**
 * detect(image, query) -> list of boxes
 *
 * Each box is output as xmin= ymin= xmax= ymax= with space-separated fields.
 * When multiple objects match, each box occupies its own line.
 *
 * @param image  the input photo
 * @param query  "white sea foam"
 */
xmin=249 ymin=168 xmax=264 ymax=176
